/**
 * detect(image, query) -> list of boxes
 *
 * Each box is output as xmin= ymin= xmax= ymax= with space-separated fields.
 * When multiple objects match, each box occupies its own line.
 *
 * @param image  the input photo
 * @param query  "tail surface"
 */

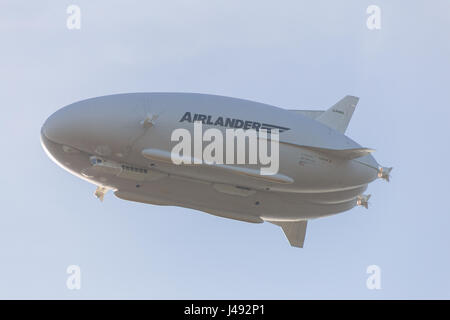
xmin=316 ymin=95 xmax=359 ymax=134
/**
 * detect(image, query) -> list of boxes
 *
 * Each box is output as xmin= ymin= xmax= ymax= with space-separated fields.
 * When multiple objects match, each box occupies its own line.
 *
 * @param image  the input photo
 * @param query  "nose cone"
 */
xmin=41 ymin=95 xmax=144 ymax=158
xmin=40 ymin=122 xmax=63 ymax=163
xmin=41 ymin=100 xmax=107 ymax=160
xmin=42 ymin=104 xmax=81 ymax=147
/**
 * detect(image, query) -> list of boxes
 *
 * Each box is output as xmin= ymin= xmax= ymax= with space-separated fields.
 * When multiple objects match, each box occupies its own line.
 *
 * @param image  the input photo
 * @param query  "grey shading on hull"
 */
xmin=288 ymin=110 xmax=324 ymax=119
xmin=114 ymin=190 xmax=264 ymax=223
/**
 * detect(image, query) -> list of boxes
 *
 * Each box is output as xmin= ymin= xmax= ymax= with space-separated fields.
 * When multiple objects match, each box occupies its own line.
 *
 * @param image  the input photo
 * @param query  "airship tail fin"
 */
xmin=316 ymin=95 xmax=359 ymax=134
xmin=269 ymin=220 xmax=308 ymax=248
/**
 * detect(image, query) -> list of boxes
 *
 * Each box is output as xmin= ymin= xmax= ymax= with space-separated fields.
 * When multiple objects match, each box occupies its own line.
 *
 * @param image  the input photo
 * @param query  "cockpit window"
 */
xmin=90 ymin=157 xmax=103 ymax=165
xmin=120 ymin=163 xmax=148 ymax=174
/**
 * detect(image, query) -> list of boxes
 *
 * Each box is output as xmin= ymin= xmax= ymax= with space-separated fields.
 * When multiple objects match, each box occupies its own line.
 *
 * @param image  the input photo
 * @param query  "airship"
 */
xmin=41 ymin=93 xmax=391 ymax=248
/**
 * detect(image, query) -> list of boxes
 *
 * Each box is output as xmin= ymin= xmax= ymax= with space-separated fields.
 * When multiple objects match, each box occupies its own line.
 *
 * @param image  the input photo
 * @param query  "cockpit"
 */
xmin=89 ymin=156 xmax=103 ymax=166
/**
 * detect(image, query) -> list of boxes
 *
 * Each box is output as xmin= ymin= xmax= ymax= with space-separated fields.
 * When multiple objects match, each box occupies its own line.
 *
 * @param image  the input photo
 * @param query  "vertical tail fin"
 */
xmin=269 ymin=220 xmax=308 ymax=248
xmin=316 ymin=95 xmax=359 ymax=134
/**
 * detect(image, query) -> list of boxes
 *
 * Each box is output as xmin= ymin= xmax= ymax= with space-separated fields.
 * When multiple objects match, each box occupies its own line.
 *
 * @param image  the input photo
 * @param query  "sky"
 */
xmin=1 ymin=0 xmax=450 ymax=299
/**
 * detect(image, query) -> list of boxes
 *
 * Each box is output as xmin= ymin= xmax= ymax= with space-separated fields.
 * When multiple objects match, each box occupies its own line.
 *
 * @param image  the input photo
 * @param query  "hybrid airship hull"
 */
xmin=41 ymin=93 xmax=390 ymax=247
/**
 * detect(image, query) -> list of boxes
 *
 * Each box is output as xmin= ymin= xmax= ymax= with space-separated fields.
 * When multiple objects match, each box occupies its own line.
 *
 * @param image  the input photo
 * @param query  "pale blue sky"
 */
xmin=1 ymin=0 xmax=450 ymax=299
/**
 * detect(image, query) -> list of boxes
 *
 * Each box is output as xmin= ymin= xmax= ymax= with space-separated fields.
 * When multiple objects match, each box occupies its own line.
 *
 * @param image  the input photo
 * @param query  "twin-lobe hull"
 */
xmin=41 ymin=92 xmax=389 ymax=247
xmin=42 ymin=131 xmax=366 ymax=222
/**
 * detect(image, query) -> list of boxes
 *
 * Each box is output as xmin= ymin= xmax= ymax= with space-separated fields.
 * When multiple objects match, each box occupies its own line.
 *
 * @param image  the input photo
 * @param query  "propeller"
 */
xmin=377 ymin=166 xmax=393 ymax=182
xmin=357 ymin=194 xmax=371 ymax=209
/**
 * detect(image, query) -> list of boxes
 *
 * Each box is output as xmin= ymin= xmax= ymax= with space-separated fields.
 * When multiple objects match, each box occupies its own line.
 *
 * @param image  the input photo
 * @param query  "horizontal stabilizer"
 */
xmin=316 ymin=95 xmax=359 ymax=133
xmin=301 ymin=145 xmax=375 ymax=160
xmin=270 ymin=220 xmax=308 ymax=248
